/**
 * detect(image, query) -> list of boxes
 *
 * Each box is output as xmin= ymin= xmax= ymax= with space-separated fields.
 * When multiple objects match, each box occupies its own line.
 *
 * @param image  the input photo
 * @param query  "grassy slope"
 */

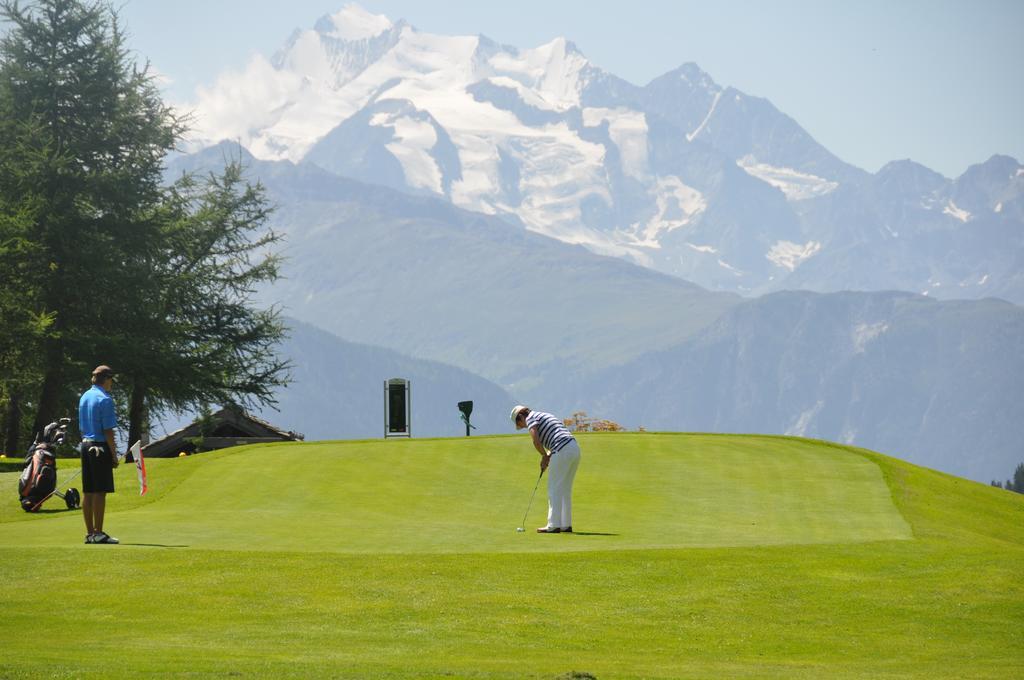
xmin=0 ymin=434 xmax=1021 ymax=679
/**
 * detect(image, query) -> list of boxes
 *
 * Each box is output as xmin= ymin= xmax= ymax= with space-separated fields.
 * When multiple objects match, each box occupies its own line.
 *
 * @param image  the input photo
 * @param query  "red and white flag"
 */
xmin=130 ymin=440 xmax=148 ymax=496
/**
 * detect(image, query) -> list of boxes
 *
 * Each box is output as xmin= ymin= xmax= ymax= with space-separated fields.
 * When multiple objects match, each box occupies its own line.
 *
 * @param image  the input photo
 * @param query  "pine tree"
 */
xmin=0 ymin=0 xmax=182 ymax=439
xmin=0 ymin=1 xmax=289 ymax=451
xmin=116 ymin=159 xmax=290 ymax=447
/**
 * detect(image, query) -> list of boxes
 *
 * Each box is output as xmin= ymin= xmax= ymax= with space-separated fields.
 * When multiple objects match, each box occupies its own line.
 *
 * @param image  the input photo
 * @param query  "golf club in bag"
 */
xmin=18 ymin=418 xmax=82 ymax=512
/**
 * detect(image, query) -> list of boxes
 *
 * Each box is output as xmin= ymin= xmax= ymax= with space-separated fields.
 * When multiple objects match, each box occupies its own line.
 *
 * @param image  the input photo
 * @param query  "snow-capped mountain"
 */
xmin=187 ymin=3 xmax=1023 ymax=303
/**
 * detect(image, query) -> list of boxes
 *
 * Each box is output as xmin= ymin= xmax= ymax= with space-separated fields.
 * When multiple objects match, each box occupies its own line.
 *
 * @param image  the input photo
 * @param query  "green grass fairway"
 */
xmin=0 ymin=434 xmax=911 ymax=552
xmin=1 ymin=433 xmax=1021 ymax=678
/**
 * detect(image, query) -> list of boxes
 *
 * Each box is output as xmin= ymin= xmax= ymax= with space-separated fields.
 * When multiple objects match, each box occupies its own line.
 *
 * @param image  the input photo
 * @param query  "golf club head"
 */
xmin=515 ymin=527 xmax=525 ymax=532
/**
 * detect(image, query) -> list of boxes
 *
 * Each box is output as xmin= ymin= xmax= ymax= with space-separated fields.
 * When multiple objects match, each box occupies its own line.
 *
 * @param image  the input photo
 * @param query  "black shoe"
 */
xmin=561 ymin=526 xmax=573 ymax=533
xmin=536 ymin=526 xmax=561 ymax=534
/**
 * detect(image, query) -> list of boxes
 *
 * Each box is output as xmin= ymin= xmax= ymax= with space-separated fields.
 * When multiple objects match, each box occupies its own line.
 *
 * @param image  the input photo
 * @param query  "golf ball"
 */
xmin=515 ymin=527 xmax=524 ymax=532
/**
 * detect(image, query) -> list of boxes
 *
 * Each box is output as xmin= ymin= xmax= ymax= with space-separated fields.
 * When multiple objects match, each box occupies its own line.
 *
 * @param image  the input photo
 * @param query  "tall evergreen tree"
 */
xmin=116 ymin=160 xmax=290 ymax=447
xmin=0 ymin=0 xmax=289 ymax=451
xmin=0 ymin=0 xmax=182 ymax=438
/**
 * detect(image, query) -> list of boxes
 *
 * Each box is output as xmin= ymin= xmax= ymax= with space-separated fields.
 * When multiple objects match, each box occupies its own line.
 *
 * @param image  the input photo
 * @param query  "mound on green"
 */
xmin=0 ymin=434 xmax=910 ymax=552
xmin=0 ymin=433 xmax=1021 ymax=679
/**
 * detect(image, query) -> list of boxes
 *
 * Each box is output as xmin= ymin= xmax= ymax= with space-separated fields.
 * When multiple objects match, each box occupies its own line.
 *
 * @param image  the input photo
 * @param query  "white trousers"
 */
xmin=546 ymin=439 xmax=581 ymax=529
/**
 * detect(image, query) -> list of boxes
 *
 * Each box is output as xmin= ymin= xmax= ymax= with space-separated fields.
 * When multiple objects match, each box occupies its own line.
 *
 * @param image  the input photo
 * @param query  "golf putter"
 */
xmin=516 ymin=469 xmax=544 ymax=532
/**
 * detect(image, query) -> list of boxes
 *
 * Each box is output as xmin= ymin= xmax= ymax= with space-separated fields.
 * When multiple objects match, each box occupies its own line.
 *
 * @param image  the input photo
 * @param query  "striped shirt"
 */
xmin=525 ymin=410 xmax=574 ymax=454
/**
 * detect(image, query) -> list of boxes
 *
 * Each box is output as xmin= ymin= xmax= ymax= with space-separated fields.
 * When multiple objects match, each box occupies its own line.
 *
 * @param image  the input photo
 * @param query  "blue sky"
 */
xmin=118 ymin=0 xmax=1022 ymax=178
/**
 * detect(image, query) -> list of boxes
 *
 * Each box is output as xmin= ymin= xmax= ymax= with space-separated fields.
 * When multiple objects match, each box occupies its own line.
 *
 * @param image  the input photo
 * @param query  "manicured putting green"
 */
xmin=0 ymin=434 xmax=909 ymax=552
xmin=0 ymin=433 xmax=1020 ymax=679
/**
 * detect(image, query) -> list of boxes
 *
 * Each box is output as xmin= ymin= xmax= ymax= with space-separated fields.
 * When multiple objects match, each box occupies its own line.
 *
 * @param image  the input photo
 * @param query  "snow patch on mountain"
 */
xmin=583 ymin=107 xmax=649 ymax=178
xmin=853 ymin=322 xmax=888 ymax=354
xmin=787 ymin=400 xmax=825 ymax=437
xmin=622 ymin=177 xmax=707 ymax=248
xmin=738 ymin=156 xmax=839 ymax=200
xmin=718 ymin=258 xmax=743 ymax=275
xmin=943 ymin=200 xmax=971 ymax=222
xmin=687 ymin=90 xmax=722 ymax=142
xmin=651 ymin=177 xmax=706 ymax=233
xmin=766 ymin=240 xmax=822 ymax=271
xmin=488 ymin=37 xmax=588 ymax=111
xmin=483 ymin=76 xmax=559 ymax=112
xmin=369 ymin=109 xmax=442 ymax=193
xmin=508 ymin=127 xmax=609 ymax=229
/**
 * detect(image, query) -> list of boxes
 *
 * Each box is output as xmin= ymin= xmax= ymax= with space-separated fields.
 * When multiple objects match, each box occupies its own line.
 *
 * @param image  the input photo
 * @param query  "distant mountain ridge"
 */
xmin=170 ymin=146 xmax=1024 ymax=483
xmin=185 ymin=3 xmax=1023 ymax=304
xmin=557 ymin=291 xmax=1024 ymax=483
xmin=170 ymin=144 xmax=737 ymax=388
xmin=258 ymin=319 xmax=516 ymax=440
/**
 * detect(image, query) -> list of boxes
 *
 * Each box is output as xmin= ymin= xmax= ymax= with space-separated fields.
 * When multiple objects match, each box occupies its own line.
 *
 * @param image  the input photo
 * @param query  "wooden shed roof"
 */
xmin=142 ymin=406 xmax=304 ymax=458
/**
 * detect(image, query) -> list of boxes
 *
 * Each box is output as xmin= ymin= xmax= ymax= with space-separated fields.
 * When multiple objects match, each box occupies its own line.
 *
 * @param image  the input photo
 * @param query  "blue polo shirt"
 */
xmin=79 ymin=384 xmax=117 ymax=441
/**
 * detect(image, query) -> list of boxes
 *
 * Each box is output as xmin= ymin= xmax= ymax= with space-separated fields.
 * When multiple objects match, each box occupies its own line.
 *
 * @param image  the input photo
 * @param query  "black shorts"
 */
xmin=80 ymin=442 xmax=115 ymax=494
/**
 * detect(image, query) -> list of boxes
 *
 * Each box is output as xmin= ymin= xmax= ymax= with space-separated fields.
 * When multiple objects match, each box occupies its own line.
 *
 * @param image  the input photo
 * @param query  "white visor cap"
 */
xmin=510 ymin=405 xmax=529 ymax=425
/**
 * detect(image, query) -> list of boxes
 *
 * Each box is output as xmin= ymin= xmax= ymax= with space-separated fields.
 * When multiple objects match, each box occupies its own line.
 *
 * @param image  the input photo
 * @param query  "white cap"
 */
xmin=510 ymin=405 xmax=529 ymax=426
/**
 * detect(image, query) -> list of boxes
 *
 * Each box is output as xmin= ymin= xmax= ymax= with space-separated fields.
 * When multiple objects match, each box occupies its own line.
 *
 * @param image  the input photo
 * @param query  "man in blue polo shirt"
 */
xmin=78 ymin=365 xmax=121 ymax=544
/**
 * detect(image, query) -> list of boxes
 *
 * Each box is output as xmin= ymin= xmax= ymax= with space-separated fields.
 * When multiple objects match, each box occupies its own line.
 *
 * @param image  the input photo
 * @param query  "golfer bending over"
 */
xmin=511 ymin=405 xmax=581 ymax=534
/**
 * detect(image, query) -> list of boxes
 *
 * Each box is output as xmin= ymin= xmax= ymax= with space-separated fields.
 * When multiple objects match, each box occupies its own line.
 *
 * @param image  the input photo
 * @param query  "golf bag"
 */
xmin=18 ymin=418 xmax=80 ymax=512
